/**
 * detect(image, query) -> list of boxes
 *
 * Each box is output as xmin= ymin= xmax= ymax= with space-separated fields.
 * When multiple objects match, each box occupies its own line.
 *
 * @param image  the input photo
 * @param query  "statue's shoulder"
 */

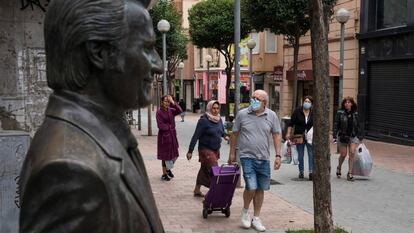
xmin=27 ymin=116 xmax=103 ymax=172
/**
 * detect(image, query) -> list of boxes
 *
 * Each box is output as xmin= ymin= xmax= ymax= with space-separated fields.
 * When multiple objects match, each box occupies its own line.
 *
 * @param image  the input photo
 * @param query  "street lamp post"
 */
xmin=247 ymin=39 xmax=256 ymax=97
xmin=178 ymin=62 xmax=185 ymax=101
xmin=157 ymin=19 xmax=170 ymax=95
xmin=234 ymin=0 xmax=241 ymax=115
xmin=205 ymin=54 xmax=212 ymax=100
xmin=335 ymin=8 xmax=350 ymax=107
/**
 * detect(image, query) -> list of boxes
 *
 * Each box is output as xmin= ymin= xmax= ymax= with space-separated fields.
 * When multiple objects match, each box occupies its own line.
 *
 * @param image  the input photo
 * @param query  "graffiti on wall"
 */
xmin=15 ymin=48 xmax=51 ymax=134
xmin=20 ymin=0 xmax=50 ymax=12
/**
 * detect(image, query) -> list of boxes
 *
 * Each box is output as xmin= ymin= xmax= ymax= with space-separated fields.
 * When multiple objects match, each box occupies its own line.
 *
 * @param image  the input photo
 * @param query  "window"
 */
xmin=376 ymin=0 xmax=407 ymax=29
xmin=265 ymin=30 xmax=277 ymax=53
xmin=250 ymin=32 xmax=260 ymax=54
xmin=198 ymin=47 xmax=203 ymax=68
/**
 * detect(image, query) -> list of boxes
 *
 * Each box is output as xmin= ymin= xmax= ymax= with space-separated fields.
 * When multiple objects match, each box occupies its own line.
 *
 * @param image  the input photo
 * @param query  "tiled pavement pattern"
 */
xmin=132 ymin=112 xmax=414 ymax=232
xmin=134 ymin=129 xmax=313 ymax=233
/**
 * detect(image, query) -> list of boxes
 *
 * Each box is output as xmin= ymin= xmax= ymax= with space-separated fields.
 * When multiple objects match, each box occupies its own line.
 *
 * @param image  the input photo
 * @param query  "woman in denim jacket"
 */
xmin=333 ymin=96 xmax=363 ymax=181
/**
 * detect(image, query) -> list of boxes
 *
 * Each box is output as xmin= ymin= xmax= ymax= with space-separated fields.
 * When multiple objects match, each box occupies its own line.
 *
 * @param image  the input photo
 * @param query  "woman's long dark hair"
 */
xmin=341 ymin=96 xmax=357 ymax=112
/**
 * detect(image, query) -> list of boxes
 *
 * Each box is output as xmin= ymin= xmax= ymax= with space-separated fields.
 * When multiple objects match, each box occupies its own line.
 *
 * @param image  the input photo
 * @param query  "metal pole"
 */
xmin=338 ymin=22 xmax=345 ymax=107
xmin=249 ymin=47 xmax=253 ymax=97
xmin=156 ymin=80 xmax=160 ymax=108
xmin=207 ymin=61 xmax=210 ymax=100
xmin=147 ymin=104 xmax=152 ymax=136
xmin=234 ymin=0 xmax=240 ymax=115
xmin=137 ymin=108 xmax=141 ymax=130
xmin=180 ymin=68 xmax=184 ymax=100
xmin=162 ymin=33 xmax=167 ymax=95
xmin=200 ymin=75 xmax=204 ymax=113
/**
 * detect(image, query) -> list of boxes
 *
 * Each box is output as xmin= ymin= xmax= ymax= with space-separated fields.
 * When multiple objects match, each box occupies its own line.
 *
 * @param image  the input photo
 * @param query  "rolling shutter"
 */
xmin=367 ymin=59 xmax=414 ymax=141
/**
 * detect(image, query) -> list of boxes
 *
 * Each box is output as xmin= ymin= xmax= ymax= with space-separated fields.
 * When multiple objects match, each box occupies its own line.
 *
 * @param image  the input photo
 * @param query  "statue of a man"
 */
xmin=19 ymin=0 xmax=164 ymax=232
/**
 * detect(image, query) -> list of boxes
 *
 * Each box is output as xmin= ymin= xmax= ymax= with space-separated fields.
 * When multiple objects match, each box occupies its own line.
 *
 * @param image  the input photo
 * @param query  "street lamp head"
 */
xmin=247 ymin=39 xmax=256 ymax=50
xmin=335 ymin=8 xmax=350 ymax=24
xmin=178 ymin=62 xmax=185 ymax=69
xmin=205 ymin=54 xmax=212 ymax=63
xmin=157 ymin=19 xmax=170 ymax=33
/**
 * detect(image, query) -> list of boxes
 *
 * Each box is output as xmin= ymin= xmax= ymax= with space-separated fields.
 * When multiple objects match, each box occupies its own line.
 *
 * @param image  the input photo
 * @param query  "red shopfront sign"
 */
xmin=286 ymin=70 xmax=313 ymax=81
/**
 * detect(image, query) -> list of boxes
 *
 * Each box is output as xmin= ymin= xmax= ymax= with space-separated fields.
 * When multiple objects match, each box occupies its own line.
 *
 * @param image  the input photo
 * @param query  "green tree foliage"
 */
xmin=242 ymin=0 xmax=336 ymax=110
xmin=149 ymin=0 xmax=188 ymax=79
xmin=188 ymin=0 xmax=251 ymax=117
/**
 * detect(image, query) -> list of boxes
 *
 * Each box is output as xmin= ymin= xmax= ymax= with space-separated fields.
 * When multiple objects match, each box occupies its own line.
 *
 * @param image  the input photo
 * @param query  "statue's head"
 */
xmin=44 ymin=0 xmax=162 ymax=109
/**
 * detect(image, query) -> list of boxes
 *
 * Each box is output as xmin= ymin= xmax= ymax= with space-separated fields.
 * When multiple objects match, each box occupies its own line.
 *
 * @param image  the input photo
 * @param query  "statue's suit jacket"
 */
xmin=19 ymin=92 xmax=164 ymax=233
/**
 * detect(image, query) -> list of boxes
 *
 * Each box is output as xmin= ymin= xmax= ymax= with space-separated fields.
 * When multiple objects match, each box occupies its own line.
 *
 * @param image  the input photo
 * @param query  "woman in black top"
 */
xmin=287 ymin=96 xmax=314 ymax=180
xmin=333 ymin=96 xmax=363 ymax=181
xmin=186 ymin=100 xmax=228 ymax=196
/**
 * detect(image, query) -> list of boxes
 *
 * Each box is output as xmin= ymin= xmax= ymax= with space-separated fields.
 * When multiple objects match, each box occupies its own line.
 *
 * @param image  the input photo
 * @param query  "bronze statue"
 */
xmin=19 ymin=0 xmax=164 ymax=232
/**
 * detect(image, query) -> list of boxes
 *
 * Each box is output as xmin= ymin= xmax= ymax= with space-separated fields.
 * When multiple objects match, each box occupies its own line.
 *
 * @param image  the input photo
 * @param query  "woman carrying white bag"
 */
xmin=333 ymin=97 xmax=364 ymax=181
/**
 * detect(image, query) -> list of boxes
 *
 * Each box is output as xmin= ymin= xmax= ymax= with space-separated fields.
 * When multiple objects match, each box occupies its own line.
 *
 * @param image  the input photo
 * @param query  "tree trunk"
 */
xmin=309 ymin=0 xmax=334 ymax=233
xmin=292 ymin=35 xmax=300 ymax=112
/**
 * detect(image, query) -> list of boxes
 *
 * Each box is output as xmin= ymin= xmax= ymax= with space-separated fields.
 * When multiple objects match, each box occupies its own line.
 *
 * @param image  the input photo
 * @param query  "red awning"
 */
xmin=286 ymin=55 xmax=340 ymax=80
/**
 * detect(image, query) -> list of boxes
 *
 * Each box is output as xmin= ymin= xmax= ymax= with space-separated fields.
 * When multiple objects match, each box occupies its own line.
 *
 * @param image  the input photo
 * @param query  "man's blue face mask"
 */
xmin=249 ymin=97 xmax=261 ymax=111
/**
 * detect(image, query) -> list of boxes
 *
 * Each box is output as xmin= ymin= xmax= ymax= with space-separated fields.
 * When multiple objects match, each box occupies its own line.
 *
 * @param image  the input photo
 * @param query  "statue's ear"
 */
xmin=85 ymin=41 xmax=106 ymax=70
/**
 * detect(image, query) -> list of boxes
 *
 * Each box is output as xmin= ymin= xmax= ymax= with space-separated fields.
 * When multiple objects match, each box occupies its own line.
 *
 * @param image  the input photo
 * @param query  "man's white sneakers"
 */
xmin=241 ymin=210 xmax=251 ymax=228
xmin=251 ymin=216 xmax=266 ymax=232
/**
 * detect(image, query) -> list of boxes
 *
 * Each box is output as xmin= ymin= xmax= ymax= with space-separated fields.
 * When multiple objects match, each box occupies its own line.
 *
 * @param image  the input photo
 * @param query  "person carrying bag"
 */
xmin=286 ymin=96 xmax=314 ymax=180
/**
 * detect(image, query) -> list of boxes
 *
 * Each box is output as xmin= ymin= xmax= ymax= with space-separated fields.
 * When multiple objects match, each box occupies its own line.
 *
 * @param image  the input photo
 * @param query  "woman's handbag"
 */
xmin=292 ymin=134 xmax=304 ymax=144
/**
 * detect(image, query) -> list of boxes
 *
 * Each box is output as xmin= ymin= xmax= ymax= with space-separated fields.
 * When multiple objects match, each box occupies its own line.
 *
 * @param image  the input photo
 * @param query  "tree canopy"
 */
xmin=243 ymin=0 xmax=336 ymax=109
xmin=189 ymin=0 xmax=251 ymax=51
xmin=242 ymin=0 xmax=336 ymax=42
xmin=188 ymin=0 xmax=251 ymax=117
xmin=149 ymin=0 xmax=188 ymax=78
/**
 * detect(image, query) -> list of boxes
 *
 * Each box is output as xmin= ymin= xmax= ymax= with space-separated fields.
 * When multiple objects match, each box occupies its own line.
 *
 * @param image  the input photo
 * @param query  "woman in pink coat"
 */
xmin=156 ymin=95 xmax=183 ymax=181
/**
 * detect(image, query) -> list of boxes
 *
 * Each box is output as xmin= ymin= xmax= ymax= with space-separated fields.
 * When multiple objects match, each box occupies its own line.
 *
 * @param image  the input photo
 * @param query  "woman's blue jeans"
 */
xmin=295 ymin=141 xmax=313 ymax=173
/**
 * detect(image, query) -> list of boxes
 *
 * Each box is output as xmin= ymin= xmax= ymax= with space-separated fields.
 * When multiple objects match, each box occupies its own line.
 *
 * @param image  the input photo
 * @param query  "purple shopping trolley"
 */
xmin=202 ymin=164 xmax=240 ymax=218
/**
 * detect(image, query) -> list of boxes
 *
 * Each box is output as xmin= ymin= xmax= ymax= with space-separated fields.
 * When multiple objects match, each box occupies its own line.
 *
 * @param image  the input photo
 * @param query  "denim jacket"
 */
xmin=333 ymin=110 xmax=363 ymax=140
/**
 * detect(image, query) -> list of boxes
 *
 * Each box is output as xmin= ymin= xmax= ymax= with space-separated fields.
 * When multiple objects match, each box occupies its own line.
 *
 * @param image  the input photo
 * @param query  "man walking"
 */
xmin=228 ymin=89 xmax=282 ymax=232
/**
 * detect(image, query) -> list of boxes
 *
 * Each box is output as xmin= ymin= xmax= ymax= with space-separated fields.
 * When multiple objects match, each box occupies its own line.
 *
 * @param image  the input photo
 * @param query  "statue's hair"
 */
xmin=44 ymin=0 xmax=151 ymax=91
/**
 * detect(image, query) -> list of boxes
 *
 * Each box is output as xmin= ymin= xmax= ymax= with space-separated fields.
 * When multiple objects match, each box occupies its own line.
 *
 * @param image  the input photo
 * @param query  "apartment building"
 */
xmin=281 ymin=0 xmax=360 ymax=126
xmin=177 ymin=0 xmax=413 ymax=144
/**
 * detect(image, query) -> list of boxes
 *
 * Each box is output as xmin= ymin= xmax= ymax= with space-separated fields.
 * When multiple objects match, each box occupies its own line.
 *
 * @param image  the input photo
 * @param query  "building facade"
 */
xmin=281 ymin=0 xmax=361 ymax=127
xmin=358 ymin=0 xmax=414 ymax=145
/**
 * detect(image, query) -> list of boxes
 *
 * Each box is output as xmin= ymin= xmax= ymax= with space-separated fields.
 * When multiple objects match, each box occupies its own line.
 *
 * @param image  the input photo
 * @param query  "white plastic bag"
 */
xmin=281 ymin=141 xmax=292 ymax=164
xmin=291 ymin=145 xmax=299 ymax=165
xmin=352 ymin=143 xmax=373 ymax=176
xmin=165 ymin=160 xmax=174 ymax=170
xmin=306 ymin=127 xmax=313 ymax=145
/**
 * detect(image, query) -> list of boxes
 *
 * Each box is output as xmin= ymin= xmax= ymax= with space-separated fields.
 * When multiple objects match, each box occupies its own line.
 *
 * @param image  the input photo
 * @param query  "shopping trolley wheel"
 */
xmin=202 ymin=208 xmax=208 ymax=219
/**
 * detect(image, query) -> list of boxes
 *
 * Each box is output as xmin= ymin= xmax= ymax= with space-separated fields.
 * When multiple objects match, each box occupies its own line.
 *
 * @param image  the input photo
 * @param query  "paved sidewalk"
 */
xmin=133 ymin=111 xmax=414 ymax=233
xmin=134 ymin=128 xmax=313 ymax=233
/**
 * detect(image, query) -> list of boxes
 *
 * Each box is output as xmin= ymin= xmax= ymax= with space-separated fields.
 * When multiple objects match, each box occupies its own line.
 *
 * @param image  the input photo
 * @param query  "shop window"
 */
xmin=376 ymin=0 xmax=407 ymax=29
xmin=198 ymin=47 xmax=203 ymax=68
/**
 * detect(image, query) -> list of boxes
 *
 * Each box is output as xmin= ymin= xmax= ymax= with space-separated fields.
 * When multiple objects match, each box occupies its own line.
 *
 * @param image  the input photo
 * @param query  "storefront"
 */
xmin=194 ymin=70 xmax=250 ymax=105
xmin=358 ymin=0 xmax=414 ymax=145
xmin=284 ymin=56 xmax=339 ymax=122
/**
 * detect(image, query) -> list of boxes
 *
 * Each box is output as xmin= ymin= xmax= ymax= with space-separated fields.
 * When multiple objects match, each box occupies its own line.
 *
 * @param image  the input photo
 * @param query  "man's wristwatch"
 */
xmin=275 ymin=155 xmax=281 ymax=159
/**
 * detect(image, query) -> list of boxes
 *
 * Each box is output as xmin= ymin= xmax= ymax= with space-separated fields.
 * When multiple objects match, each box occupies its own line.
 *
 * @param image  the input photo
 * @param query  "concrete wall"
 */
xmin=0 ymin=1 xmax=51 ymax=134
